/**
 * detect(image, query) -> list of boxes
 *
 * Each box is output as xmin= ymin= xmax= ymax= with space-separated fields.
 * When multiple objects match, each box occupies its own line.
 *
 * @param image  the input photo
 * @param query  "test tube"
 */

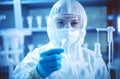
xmin=61 ymin=39 xmax=67 ymax=48
xmin=36 ymin=16 xmax=42 ymax=29
xmin=94 ymin=43 xmax=102 ymax=57
xmin=27 ymin=16 xmax=33 ymax=29
xmin=0 ymin=15 xmax=6 ymax=23
xmin=28 ymin=44 xmax=34 ymax=52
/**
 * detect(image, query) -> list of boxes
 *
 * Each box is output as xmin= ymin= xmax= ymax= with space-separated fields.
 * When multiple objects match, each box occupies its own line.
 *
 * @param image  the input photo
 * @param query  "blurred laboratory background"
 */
xmin=0 ymin=0 xmax=120 ymax=79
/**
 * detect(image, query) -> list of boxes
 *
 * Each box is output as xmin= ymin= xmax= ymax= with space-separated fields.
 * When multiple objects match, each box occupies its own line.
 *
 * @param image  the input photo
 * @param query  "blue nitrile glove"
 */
xmin=36 ymin=48 xmax=64 ymax=78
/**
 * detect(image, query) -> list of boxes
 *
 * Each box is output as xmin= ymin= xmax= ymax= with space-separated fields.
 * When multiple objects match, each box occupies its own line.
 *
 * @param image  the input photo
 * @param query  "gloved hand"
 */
xmin=36 ymin=48 xmax=64 ymax=78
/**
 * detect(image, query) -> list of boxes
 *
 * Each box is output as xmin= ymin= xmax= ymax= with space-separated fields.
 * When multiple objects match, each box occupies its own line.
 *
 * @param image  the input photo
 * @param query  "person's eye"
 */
xmin=71 ymin=21 xmax=79 ymax=28
xmin=57 ymin=21 xmax=65 ymax=28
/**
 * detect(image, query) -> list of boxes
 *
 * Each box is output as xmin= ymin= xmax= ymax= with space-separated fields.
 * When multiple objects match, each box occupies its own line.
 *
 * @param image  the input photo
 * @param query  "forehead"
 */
xmin=53 ymin=14 xmax=81 ymax=21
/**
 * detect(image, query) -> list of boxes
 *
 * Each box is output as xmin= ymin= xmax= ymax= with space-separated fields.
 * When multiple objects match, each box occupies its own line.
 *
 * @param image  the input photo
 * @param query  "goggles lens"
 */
xmin=53 ymin=14 xmax=83 ymax=29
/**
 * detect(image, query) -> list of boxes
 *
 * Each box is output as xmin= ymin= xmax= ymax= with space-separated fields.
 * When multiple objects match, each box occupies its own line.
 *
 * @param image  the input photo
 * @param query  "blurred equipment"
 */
xmin=96 ymin=26 xmax=120 ymax=79
xmin=96 ymin=26 xmax=115 ymax=67
xmin=0 ymin=29 xmax=25 ymax=79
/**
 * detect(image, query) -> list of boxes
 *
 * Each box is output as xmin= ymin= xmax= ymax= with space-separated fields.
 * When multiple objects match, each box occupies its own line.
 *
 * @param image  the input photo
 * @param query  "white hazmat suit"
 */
xmin=12 ymin=0 xmax=110 ymax=79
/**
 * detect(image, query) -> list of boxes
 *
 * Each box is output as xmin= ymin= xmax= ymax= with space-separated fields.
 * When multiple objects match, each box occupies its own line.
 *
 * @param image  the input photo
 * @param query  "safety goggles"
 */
xmin=53 ymin=14 xmax=83 ymax=29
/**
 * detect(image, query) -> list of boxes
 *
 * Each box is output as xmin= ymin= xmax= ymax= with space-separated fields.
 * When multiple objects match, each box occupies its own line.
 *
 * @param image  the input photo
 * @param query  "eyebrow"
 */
xmin=56 ymin=18 xmax=79 ymax=22
xmin=56 ymin=18 xmax=65 ymax=21
xmin=71 ymin=20 xmax=79 ymax=21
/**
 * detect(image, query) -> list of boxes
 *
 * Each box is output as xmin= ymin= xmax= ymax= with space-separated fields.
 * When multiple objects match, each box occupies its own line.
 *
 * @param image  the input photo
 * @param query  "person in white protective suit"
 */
xmin=12 ymin=0 xmax=110 ymax=79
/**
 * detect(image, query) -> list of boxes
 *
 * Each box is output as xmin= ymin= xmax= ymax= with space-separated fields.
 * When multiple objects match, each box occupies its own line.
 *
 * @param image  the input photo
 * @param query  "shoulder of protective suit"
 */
xmin=81 ymin=47 xmax=98 ymax=64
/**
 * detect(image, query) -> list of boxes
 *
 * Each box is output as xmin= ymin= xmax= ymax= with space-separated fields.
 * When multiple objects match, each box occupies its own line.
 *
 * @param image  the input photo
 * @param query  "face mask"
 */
xmin=48 ymin=28 xmax=86 ymax=47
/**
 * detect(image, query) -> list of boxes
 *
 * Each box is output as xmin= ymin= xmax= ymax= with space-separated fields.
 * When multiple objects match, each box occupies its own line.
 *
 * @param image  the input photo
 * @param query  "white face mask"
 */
xmin=68 ymin=29 xmax=80 ymax=45
xmin=48 ymin=28 xmax=86 ymax=47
